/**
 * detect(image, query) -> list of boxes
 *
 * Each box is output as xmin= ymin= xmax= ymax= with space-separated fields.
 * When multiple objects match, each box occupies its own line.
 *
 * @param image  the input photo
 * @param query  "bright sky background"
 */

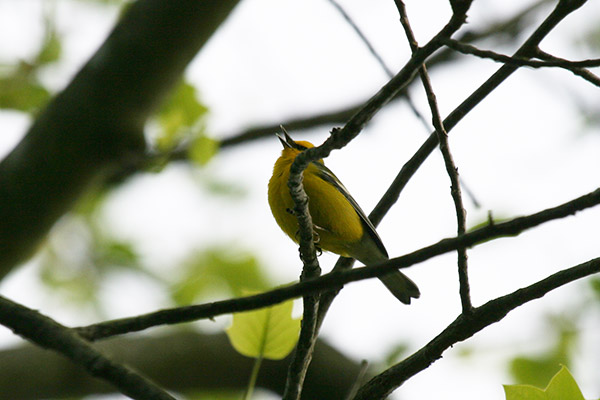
xmin=0 ymin=0 xmax=599 ymax=399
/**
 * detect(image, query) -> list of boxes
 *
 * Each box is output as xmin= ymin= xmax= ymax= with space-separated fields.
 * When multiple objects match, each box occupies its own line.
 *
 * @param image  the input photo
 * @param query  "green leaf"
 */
xmin=0 ymin=68 xmax=50 ymax=112
xmin=545 ymin=367 xmax=585 ymax=400
xmin=156 ymin=81 xmax=208 ymax=151
xmin=509 ymin=315 xmax=576 ymax=388
xmin=226 ymin=295 xmax=300 ymax=360
xmin=94 ymin=240 xmax=139 ymax=270
xmin=36 ymin=29 xmax=62 ymax=65
xmin=504 ymin=384 xmax=546 ymax=400
xmin=188 ymin=133 xmax=219 ymax=166
xmin=504 ymin=366 xmax=585 ymax=400
xmin=171 ymin=248 xmax=271 ymax=305
xmin=510 ymin=357 xmax=563 ymax=389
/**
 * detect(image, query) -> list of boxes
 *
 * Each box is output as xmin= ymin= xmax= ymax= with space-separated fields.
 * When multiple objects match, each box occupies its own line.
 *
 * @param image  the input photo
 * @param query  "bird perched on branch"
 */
xmin=268 ymin=130 xmax=420 ymax=304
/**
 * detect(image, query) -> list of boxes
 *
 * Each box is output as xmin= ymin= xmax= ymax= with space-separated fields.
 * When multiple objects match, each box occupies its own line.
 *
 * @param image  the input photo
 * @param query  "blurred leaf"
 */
xmin=200 ymin=175 xmax=247 ymax=198
xmin=0 ymin=65 xmax=51 ymax=112
xmin=72 ymin=185 xmax=110 ymax=216
xmin=156 ymin=81 xmax=208 ymax=151
xmin=455 ymin=345 xmax=476 ymax=359
xmin=188 ymin=134 xmax=219 ymax=166
xmin=35 ymin=29 xmax=62 ymax=65
xmin=589 ymin=277 xmax=600 ymax=302
xmin=93 ymin=240 xmax=139 ymax=270
xmin=510 ymin=357 xmax=564 ymax=390
xmin=509 ymin=315 xmax=576 ymax=388
xmin=171 ymin=248 xmax=271 ymax=305
xmin=39 ymin=229 xmax=101 ymax=307
xmin=504 ymin=366 xmax=585 ymax=400
xmin=226 ymin=294 xmax=300 ymax=360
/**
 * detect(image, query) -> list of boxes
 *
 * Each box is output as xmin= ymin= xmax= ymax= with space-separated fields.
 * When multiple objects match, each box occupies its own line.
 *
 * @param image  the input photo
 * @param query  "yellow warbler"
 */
xmin=268 ymin=131 xmax=420 ymax=304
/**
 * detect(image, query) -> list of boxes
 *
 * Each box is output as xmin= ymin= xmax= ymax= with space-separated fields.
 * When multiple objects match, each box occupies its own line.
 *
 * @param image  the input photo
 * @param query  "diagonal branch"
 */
xmin=0 ymin=0 xmax=241 ymax=279
xmin=0 ymin=296 xmax=176 ymax=400
xmin=368 ymin=0 xmax=588 ymax=230
xmin=284 ymin=1 xmax=474 ymax=385
xmin=353 ymin=257 xmax=600 ymax=399
xmin=311 ymin=0 xmax=474 ymax=328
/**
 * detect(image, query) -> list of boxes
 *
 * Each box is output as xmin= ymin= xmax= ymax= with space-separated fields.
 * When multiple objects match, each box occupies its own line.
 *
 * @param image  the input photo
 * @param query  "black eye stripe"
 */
xmin=292 ymin=142 xmax=307 ymax=151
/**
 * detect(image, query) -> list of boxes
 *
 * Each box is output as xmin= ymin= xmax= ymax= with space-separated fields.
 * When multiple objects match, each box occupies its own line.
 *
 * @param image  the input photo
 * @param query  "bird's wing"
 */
xmin=312 ymin=161 xmax=389 ymax=258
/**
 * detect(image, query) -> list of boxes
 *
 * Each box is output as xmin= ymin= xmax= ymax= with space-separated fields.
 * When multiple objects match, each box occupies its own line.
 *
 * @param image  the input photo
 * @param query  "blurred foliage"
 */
xmin=2 ymin=2 xmax=597 ymax=398
xmin=0 ymin=14 xmax=60 ymax=113
xmin=0 ymin=64 xmax=51 ymax=112
xmin=509 ymin=314 xmax=577 ymax=388
xmin=39 ymin=206 xmax=142 ymax=311
xmin=589 ymin=276 xmax=600 ymax=301
xmin=171 ymin=248 xmax=272 ymax=305
xmin=506 ymin=279 xmax=600 ymax=392
xmin=189 ymin=133 xmax=219 ymax=166
xmin=504 ymin=366 xmax=586 ymax=400
xmin=156 ymin=81 xmax=209 ymax=151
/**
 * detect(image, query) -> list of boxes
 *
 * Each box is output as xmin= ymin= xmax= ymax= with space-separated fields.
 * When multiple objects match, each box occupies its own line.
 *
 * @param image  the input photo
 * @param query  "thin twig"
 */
xmin=327 ymin=0 xmax=481 ymax=209
xmin=368 ymin=0 xmax=589 ymax=231
xmin=311 ymin=0 xmax=474 ymax=327
xmin=353 ymin=257 xmax=600 ymax=399
xmin=75 ymin=185 xmax=600 ymax=342
xmin=534 ymin=47 xmax=600 ymax=87
xmin=0 ymin=296 xmax=176 ymax=400
xmin=443 ymin=38 xmax=600 ymax=69
xmin=108 ymin=0 xmax=555 ymax=191
xmin=345 ymin=360 xmax=370 ymax=400
xmin=396 ymin=0 xmax=472 ymax=312
xmin=326 ymin=0 xmax=394 ymax=77
xmin=352 ymin=2 xmax=590 ymax=397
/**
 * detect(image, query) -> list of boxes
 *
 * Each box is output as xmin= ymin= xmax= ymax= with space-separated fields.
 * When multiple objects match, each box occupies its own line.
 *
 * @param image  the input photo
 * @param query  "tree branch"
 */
xmin=281 ymin=131 xmax=323 ymax=399
xmin=0 ymin=296 xmax=175 ymax=400
xmin=0 ymin=331 xmax=362 ymax=400
xmin=442 ymin=38 xmax=600 ymax=69
xmin=75 ymin=186 xmax=600 ymax=341
xmin=313 ymin=0 xmax=473 ymax=329
xmin=353 ymin=257 xmax=600 ymax=399
xmin=396 ymin=0 xmax=472 ymax=312
xmin=374 ymin=0 xmax=587 ymax=227
xmin=442 ymin=38 xmax=600 ymax=87
xmin=281 ymin=4 xmax=474 ymax=390
xmin=0 ymin=0 xmax=241 ymax=278
xmin=534 ymin=47 xmax=600 ymax=86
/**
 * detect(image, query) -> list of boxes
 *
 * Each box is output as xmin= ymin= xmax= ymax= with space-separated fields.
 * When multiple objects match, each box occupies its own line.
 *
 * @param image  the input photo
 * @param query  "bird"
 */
xmin=267 ymin=130 xmax=420 ymax=304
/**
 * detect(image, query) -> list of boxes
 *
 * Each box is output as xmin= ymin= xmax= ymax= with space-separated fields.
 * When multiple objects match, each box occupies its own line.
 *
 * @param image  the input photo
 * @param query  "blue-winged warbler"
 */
xmin=268 ymin=131 xmax=420 ymax=304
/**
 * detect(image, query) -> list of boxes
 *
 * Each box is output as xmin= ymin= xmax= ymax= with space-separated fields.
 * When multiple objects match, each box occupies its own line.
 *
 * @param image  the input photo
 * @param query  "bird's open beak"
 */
xmin=277 ymin=126 xmax=298 ymax=149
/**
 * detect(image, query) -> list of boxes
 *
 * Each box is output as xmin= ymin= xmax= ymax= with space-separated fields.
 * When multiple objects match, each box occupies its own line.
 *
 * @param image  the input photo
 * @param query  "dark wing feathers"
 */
xmin=312 ymin=161 xmax=388 ymax=258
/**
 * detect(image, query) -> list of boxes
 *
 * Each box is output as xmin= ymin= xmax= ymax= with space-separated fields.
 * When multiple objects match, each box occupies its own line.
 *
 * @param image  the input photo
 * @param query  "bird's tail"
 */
xmin=379 ymin=271 xmax=420 ymax=305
